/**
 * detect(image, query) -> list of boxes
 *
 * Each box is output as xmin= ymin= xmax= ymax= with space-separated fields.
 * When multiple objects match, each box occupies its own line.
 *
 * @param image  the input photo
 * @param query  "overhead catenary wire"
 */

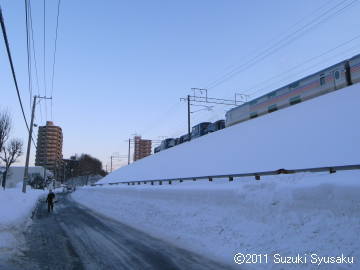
xmin=0 ymin=7 xmax=36 ymax=148
xmin=204 ymin=0 xmax=359 ymax=90
xmin=50 ymin=0 xmax=61 ymax=121
xmin=202 ymin=0 xmax=337 ymax=85
xmin=137 ymin=1 xmax=346 ymax=139
xmin=147 ymin=0 xmax=360 ymax=140
xmin=245 ymin=33 xmax=360 ymax=97
xmin=248 ymin=44 xmax=360 ymax=99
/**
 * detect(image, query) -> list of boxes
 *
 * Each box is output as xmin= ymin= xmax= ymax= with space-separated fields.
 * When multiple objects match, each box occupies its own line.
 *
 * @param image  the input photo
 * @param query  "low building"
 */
xmin=0 ymin=166 xmax=53 ymax=188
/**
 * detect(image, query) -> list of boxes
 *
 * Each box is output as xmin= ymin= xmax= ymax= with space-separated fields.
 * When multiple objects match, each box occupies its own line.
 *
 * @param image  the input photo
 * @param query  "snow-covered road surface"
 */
xmin=7 ymin=193 xmax=235 ymax=270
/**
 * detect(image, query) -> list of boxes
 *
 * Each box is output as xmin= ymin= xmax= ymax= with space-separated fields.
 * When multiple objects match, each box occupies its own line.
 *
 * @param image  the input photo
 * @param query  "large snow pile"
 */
xmin=73 ymin=170 xmax=360 ymax=269
xmin=99 ymin=83 xmax=360 ymax=184
xmin=0 ymin=185 xmax=46 ymax=262
xmin=79 ymin=84 xmax=360 ymax=269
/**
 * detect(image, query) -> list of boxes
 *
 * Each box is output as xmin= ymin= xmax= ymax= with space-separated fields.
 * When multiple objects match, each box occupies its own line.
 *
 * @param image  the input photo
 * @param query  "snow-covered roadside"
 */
xmin=0 ymin=186 xmax=46 ymax=262
xmin=72 ymin=170 xmax=360 ymax=269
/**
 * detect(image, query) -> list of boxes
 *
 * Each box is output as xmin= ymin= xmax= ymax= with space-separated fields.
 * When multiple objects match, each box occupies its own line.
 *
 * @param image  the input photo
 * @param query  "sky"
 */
xmin=0 ymin=0 xmax=360 ymax=171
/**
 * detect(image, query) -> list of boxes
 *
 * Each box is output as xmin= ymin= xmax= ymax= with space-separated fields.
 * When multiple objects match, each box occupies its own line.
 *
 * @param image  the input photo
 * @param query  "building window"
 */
xmin=289 ymin=96 xmax=301 ymax=105
xmin=334 ymin=70 xmax=340 ymax=80
xmin=268 ymin=104 xmax=278 ymax=113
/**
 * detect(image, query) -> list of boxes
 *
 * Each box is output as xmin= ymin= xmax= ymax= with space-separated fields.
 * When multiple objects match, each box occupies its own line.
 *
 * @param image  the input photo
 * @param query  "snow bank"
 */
xmin=99 ymin=83 xmax=360 ymax=184
xmin=0 ymin=186 xmax=46 ymax=261
xmin=73 ymin=170 xmax=360 ymax=269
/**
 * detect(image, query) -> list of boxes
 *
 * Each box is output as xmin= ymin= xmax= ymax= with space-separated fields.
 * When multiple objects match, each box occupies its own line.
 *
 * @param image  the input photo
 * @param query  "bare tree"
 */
xmin=0 ymin=111 xmax=11 ymax=152
xmin=1 ymin=139 xmax=23 ymax=189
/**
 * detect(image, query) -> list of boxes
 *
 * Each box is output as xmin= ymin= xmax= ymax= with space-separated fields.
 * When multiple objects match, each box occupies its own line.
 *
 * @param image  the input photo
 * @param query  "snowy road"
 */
xmin=9 ymin=193 xmax=235 ymax=270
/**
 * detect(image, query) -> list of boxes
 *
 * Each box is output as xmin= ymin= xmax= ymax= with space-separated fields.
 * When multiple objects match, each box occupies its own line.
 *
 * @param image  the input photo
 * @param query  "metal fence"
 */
xmin=90 ymin=164 xmax=360 ymax=187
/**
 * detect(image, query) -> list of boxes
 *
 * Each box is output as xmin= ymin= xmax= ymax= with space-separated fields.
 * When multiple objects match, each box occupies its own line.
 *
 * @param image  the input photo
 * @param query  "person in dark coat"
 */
xmin=46 ymin=190 xmax=55 ymax=213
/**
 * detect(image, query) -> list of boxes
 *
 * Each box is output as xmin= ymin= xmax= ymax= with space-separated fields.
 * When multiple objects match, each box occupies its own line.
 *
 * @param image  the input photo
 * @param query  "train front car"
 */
xmin=349 ymin=54 xmax=360 ymax=84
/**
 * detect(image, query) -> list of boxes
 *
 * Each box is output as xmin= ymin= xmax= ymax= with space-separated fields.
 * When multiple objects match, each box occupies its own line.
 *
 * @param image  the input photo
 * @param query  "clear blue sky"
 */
xmin=1 ymin=0 xmax=359 ymax=170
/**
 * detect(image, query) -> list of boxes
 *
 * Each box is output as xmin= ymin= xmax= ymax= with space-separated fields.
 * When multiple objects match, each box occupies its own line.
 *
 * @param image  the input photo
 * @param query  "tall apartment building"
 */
xmin=35 ymin=121 xmax=63 ymax=173
xmin=133 ymin=136 xmax=152 ymax=161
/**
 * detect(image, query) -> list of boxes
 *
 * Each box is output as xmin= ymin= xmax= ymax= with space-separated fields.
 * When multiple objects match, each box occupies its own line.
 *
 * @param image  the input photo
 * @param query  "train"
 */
xmin=155 ymin=53 xmax=360 ymax=153
xmin=154 ymin=120 xmax=225 ymax=153
xmin=226 ymin=53 xmax=360 ymax=127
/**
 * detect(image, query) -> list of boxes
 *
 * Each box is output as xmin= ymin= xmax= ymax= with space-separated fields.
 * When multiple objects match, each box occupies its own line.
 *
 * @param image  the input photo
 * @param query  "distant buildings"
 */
xmin=133 ymin=136 xmax=152 ymax=161
xmin=62 ymin=157 xmax=79 ymax=180
xmin=35 ymin=121 xmax=63 ymax=175
xmin=0 ymin=166 xmax=53 ymax=188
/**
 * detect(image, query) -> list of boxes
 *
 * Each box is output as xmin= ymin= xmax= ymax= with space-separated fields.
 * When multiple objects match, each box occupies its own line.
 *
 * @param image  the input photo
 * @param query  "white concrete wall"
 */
xmin=99 ymin=83 xmax=360 ymax=183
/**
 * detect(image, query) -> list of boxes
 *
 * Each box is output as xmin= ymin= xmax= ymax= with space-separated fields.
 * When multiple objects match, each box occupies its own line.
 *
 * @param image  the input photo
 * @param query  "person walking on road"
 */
xmin=46 ymin=190 xmax=56 ymax=213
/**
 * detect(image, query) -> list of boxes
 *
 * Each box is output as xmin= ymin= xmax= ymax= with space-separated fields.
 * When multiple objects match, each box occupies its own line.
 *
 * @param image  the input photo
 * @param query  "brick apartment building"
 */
xmin=133 ymin=136 xmax=152 ymax=161
xmin=35 ymin=121 xmax=63 ymax=174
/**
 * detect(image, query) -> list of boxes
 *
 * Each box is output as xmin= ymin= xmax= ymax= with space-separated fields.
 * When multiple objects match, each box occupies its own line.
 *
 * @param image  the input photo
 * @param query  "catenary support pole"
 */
xmin=187 ymin=95 xmax=191 ymax=139
xmin=128 ymin=138 xmax=130 ymax=165
xmin=110 ymin=156 xmax=113 ymax=172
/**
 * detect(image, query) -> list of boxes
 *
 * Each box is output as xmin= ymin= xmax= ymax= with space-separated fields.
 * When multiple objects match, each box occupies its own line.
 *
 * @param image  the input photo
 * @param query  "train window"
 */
xmin=320 ymin=75 xmax=326 ymax=86
xmin=267 ymin=92 xmax=276 ymax=99
xmin=249 ymin=100 xmax=258 ymax=105
xmin=250 ymin=112 xmax=258 ymax=118
xmin=268 ymin=104 xmax=277 ymax=113
xmin=289 ymin=96 xmax=301 ymax=105
xmin=288 ymin=81 xmax=299 ymax=89
xmin=334 ymin=70 xmax=340 ymax=80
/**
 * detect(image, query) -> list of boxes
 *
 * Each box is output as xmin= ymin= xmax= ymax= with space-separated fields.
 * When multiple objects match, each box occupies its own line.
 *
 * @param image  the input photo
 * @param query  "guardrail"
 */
xmin=90 ymin=164 xmax=360 ymax=187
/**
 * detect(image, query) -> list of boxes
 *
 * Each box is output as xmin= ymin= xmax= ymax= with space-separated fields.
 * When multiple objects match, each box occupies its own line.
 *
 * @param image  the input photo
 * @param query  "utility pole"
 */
xmin=110 ymin=154 xmax=128 ymax=172
xmin=110 ymin=156 xmax=113 ymax=172
xmin=187 ymin=95 xmax=191 ymax=139
xmin=22 ymin=95 xmax=51 ymax=193
xmin=128 ymin=138 xmax=130 ymax=165
xmin=22 ymin=96 xmax=36 ymax=193
xmin=63 ymin=162 xmax=65 ymax=183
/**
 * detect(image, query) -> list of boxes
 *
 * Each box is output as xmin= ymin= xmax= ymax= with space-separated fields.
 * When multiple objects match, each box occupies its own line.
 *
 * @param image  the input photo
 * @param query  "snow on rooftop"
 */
xmin=99 ymin=83 xmax=360 ymax=184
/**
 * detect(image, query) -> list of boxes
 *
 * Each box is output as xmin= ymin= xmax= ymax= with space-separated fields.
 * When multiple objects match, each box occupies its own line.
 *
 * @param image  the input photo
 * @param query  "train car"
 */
xmin=205 ymin=120 xmax=225 ymax=133
xmin=349 ymin=53 xmax=360 ymax=84
xmin=226 ymin=58 xmax=351 ymax=127
xmin=191 ymin=122 xmax=211 ymax=139
xmin=180 ymin=134 xmax=190 ymax=143
xmin=159 ymin=138 xmax=175 ymax=151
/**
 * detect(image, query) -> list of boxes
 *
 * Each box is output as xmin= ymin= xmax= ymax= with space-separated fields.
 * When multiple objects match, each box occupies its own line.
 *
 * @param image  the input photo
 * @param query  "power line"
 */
xmin=0 ymin=7 xmax=36 ymax=148
xmin=204 ymin=0 xmax=359 ymax=89
xmin=28 ymin=0 xmax=43 ymax=123
xmin=24 ymin=0 xmax=32 ymax=111
xmin=43 ymin=0 xmax=47 ymax=120
xmin=50 ymin=0 xmax=61 ymax=121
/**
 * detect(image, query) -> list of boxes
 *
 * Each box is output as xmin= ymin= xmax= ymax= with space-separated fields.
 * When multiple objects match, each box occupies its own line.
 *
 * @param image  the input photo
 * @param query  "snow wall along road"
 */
xmin=99 ymin=83 xmax=360 ymax=184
